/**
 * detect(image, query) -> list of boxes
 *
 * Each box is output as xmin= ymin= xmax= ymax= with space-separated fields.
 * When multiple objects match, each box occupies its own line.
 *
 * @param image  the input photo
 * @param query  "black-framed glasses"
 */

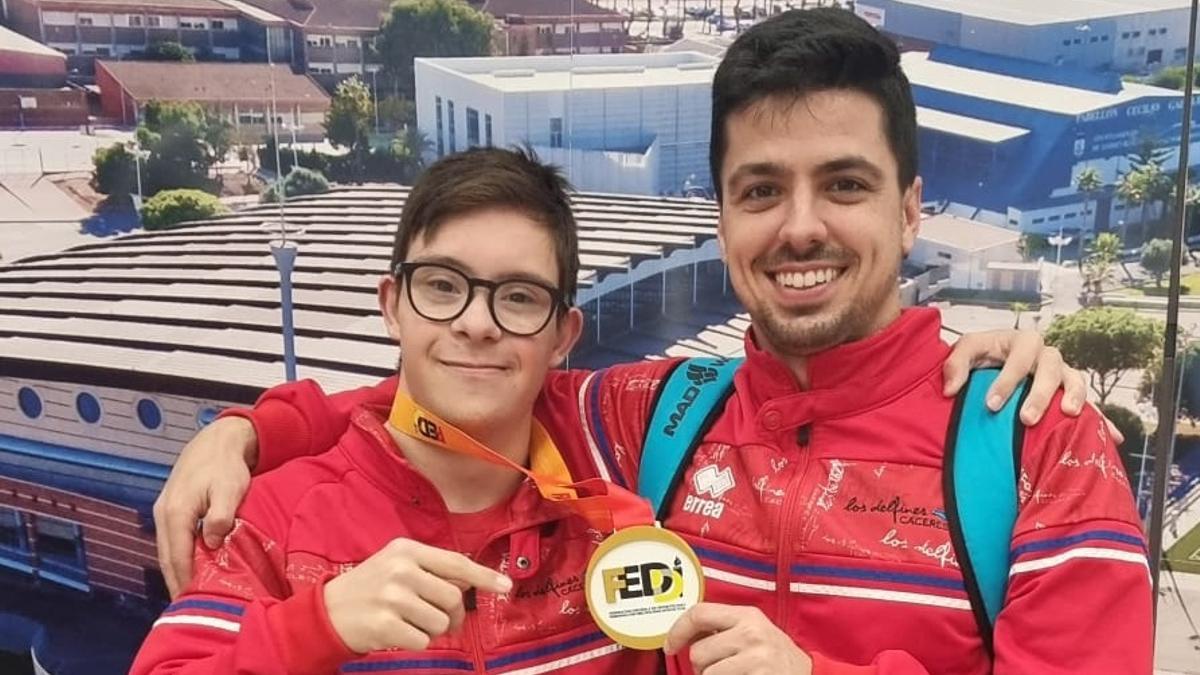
xmin=395 ymin=262 xmax=567 ymax=337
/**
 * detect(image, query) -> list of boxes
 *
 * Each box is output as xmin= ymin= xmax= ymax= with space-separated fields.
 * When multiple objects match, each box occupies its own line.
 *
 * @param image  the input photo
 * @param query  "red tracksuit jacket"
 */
xmin=129 ymin=403 xmax=660 ymax=675
xmin=143 ymin=308 xmax=1153 ymax=673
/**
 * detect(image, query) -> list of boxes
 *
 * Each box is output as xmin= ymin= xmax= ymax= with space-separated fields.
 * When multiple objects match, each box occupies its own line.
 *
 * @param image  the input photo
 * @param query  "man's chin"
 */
xmin=758 ymin=310 xmax=853 ymax=356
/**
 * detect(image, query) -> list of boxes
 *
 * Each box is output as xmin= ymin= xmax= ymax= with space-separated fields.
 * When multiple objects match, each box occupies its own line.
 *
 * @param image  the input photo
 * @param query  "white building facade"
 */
xmin=909 ymin=213 xmax=1030 ymax=292
xmin=414 ymin=52 xmax=718 ymax=197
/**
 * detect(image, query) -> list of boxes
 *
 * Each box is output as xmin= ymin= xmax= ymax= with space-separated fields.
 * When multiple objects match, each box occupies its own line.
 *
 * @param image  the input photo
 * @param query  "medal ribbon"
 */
xmin=389 ymin=392 xmax=653 ymax=532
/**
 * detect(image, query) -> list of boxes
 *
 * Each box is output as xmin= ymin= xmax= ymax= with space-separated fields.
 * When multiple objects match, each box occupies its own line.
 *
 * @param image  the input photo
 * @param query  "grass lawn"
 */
xmin=1166 ymin=517 xmax=1200 ymax=574
xmin=1118 ymin=272 xmax=1200 ymax=297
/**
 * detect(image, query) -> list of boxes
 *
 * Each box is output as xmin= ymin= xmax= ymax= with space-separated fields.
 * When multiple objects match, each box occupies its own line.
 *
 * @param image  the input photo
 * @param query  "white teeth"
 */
xmin=775 ymin=268 xmax=840 ymax=290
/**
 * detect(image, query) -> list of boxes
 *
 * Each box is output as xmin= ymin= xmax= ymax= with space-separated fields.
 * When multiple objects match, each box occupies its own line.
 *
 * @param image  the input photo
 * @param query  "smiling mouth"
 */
xmin=771 ymin=267 xmax=842 ymax=291
xmin=440 ymin=360 xmax=507 ymax=372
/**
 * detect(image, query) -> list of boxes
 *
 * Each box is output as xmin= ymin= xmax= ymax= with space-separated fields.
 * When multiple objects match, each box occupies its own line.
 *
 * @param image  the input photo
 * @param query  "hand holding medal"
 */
xmin=390 ymin=393 xmax=705 ymax=650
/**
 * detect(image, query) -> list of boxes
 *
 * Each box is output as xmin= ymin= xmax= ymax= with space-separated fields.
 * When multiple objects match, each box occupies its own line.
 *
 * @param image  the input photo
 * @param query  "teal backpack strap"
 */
xmin=639 ymin=357 xmax=741 ymax=521
xmin=944 ymin=368 xmax=1029 ymax=657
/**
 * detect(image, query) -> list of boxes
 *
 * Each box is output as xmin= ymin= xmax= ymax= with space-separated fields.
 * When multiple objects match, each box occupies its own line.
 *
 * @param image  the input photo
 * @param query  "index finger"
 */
xmin=985 ymin=330 xmax=1041 ymax=412
xmin=415 ymin=544 xmax=513 ymax=594
xmin=663 ymin=603 xmax=739 ymax=655
xmin=160 ymin=498 xmax=202 ymax=598
xmin=153 ymin=498 xmax=184 ymax=598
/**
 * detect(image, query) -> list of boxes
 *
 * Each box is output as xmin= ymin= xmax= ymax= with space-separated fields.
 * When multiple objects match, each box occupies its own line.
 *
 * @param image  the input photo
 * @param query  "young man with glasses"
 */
xmin=131 ymin=147 xmax=664 ymax=674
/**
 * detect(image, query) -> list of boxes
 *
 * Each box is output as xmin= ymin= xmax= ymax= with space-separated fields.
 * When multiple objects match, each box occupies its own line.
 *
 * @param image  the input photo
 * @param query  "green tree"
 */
xmin=1045 ymin=307 xmax=1162 ymax=405
xmin=388 ymin=126 xmax=432 ymax=182
xmin=141 ymin=188 xmax=227 ymax=230
xmin=1009 ymin=301 xmax=1029 ymax=329
xmin=325 ymin=76 xmax=374 ymax=180
xmin=1140 ymin=238 xmax=1175 ymax=288
xmin=203 ymin=110 xmax=234 ymax=167
xmin=1147 ymin=66 xmax=1197 ymax=90
xmin=376 ymin=95 xmax=416 ymax=132
xmin=376 ymin=0 xmax=492 ymax=97
xmin=135 ymin=100 xmax=228 ymax=195
xmin=1016 ymin=233 xmax=1048 ymax=261
xmin=1119 ymin=139 xmax=1174 ymax=239
xmin=1082 ymin=232 xmax=1122 ymax=303
xmin=91 ymin=143 xmax=137 ymax=196
xmin=144 ymin=40 xmax=194 ymax=62
xmin=261 ymin=167 xmax=331 ymax=203
xmin=1075 ymin=167 xmax=1104 ymax=233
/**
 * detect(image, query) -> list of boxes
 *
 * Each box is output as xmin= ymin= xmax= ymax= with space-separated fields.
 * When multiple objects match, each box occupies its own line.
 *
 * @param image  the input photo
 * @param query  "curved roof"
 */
xmin=0 ymin=185 xmax=719 ymax=402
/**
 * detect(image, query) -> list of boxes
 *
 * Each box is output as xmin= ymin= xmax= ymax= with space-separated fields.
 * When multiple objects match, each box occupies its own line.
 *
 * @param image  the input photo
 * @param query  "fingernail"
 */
xmin=496 ymin=575 xmax=513 ymax=592
xmin=987 ymin=395 xmax=1002 ymax=411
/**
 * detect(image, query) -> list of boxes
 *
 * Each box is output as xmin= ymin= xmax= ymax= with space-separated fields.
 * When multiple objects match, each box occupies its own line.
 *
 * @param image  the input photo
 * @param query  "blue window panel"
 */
xmin=17 ymin=387 xmax=42 ymax=420
xmin=137 ymin=399 xmax=163 ymax=431
xmin=76 ymin=392 xmax=102 ymax=424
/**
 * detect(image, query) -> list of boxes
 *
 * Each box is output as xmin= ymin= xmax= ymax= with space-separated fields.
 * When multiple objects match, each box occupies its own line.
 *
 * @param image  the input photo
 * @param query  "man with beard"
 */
xmin=152 ymin=8 xmax=1147 ymax=674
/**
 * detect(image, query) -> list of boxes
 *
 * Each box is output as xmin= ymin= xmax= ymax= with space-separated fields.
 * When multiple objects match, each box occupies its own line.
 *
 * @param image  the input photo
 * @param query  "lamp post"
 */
xmin=370 ymin=67 xmax=380 ymax=134
xmin=129 ymin=142 xmax=149 ymax=215
xmin=1048 ymin=226 xmax=1073 ymax=268
xmin=262 ymin=221 xmax=305 ymax=382
xmin=1147 ymin=0 xmax=1199 ymax=606
xmin=281 ymin=120 xmax=300 ymax=169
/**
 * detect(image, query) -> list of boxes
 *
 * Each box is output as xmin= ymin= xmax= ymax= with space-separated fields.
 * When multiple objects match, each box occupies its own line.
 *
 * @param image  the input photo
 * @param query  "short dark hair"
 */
xmin=709 ymin=7 xmax=918 ymax=200
xmin=390 ymin=146 xmax=580 ymax=304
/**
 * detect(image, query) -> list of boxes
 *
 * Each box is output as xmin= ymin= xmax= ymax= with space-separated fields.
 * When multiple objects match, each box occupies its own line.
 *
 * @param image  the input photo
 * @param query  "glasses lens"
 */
xmin=493 ymin=280 xmax=555 ymax=335
xmin=408 ymin=265 xmax=469 ymax=320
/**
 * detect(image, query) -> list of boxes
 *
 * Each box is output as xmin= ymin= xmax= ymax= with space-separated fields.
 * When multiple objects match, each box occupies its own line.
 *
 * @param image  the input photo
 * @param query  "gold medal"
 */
xmin=584 ymin=525 xmax=705 ymax=650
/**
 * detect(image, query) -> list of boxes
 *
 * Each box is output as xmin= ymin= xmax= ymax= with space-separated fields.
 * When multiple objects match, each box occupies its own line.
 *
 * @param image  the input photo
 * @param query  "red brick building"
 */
xmin=96 ymin=60 xmax=330 ymax=138
xmin=484 ymin=0 xmax=628 ymax=56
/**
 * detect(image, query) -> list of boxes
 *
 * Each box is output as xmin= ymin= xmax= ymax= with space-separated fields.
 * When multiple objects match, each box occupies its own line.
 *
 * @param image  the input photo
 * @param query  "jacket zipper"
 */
xmin=776 ymin=425 xmax=813 ymax=624
xmin=464 ymin=593 xmax=487 ymax=674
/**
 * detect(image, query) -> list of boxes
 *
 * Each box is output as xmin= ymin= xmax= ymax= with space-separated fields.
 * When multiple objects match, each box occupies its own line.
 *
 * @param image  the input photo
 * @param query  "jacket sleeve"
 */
xmin=129 ymin=518 xmax=358 ymax=675
xmin=219 ymin=376 xmax=398 ymax=474
xmin=992 ymin=400 xmax=1153 ymax=674
xmin=567 ymin=360 xmax=681 ymax=489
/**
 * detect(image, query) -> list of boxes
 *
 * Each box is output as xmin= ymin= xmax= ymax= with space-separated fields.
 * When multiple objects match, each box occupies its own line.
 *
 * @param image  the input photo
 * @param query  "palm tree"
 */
xmin=390 ymin=127 xmax=432 ymax=183
xmin=1074 ymin=167 xmax=1104 ymax=233
xmin=1123 ymin=138 xmax=1174 ymax=238
xmin=1082 ymin=232 xmax=1122 ymax=304
xmin=1116 ymin=167 xmax=1149 ymax=246
xmin=1010 ymin=301 xmax=1029 ymax=329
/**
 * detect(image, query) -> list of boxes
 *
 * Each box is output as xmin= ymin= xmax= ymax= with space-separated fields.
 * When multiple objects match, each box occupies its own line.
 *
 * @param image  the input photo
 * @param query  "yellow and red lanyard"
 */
xmin=389 ymin=392 xmax=653 ymax=533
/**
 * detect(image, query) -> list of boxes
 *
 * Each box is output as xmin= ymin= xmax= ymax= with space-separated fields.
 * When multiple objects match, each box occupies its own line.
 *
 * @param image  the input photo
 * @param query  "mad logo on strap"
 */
xmin=585 ymin=525 xmax=704 ymax=650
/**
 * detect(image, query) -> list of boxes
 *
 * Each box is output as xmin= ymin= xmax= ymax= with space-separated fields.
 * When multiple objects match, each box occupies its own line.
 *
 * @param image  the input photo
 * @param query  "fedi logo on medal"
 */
xmin=585 ymin=525 xmax=704 ymax=650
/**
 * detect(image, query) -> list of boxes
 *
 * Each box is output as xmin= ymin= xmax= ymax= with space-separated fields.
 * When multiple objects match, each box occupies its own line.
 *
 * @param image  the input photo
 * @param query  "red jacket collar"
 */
xmin=736 ymin=307 xmax=951 ymax=433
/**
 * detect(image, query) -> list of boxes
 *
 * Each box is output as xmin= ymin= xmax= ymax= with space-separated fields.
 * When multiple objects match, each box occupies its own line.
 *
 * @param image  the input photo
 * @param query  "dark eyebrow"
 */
xmin=725 ymin=161 xmax=790 ymax=188
xmin=818 ymin=156 xmax=885 ymax=182
xmin=408 ymin=254 xmax=558 ymax=289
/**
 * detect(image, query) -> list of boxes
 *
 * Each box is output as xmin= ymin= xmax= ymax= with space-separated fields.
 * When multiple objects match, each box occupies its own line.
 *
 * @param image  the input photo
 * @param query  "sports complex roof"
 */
xmin=0 ymin=185 xmax=721 ymax=402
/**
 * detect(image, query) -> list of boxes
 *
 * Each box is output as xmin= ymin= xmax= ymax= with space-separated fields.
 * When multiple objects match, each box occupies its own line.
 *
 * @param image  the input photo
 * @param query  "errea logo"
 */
xmin=692 ymin=464 xmax=735 ymax=499
xmin=683 ymin=464 xmax=733 ymax=519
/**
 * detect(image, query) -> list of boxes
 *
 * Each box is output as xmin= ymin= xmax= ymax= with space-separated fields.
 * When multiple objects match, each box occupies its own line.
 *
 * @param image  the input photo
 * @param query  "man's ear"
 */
xmin=378 ymin=274 xmax=403 ymax=344
xmin=900 ymin=176 xmax=923 ymax=255
xmin=549 ymin=306 xmax=584 ymax=368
